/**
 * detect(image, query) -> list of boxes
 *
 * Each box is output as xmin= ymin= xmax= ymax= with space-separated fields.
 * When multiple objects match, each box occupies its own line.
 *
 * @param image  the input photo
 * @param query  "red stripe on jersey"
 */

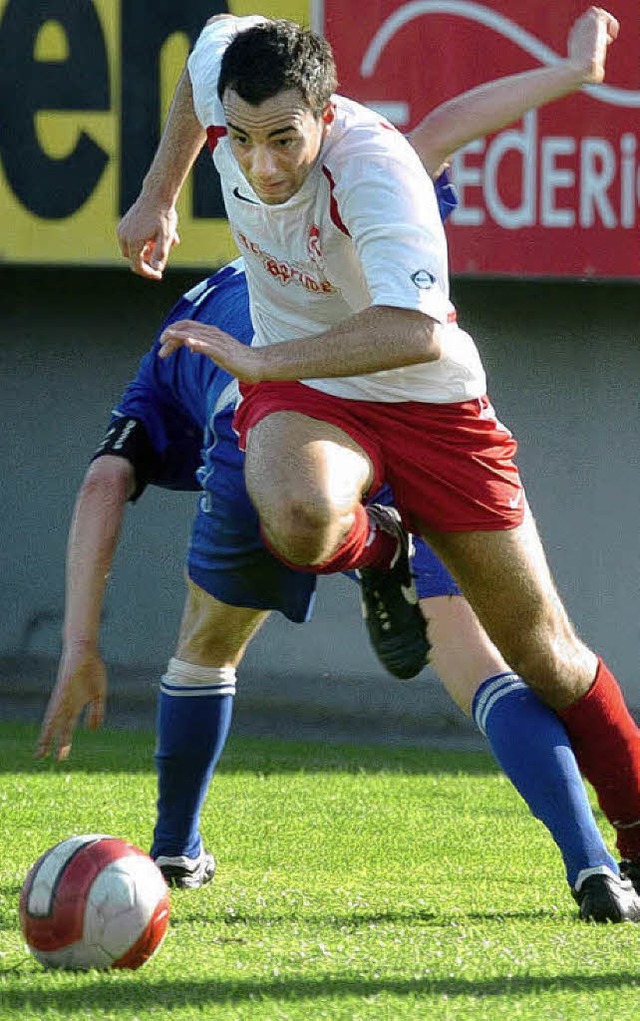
xmin=207 ymin=125 xmax=227 ymax=152
xmin=447 ymin=310 xmax=457 ymax=323
xmin=321 ymin=165 xmax=350 ymax=236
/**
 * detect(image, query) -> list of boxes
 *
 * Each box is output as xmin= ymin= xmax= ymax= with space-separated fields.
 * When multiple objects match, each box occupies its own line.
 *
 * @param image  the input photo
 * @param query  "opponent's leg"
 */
xmin=420 ymin=509 xmax=640 ymax=873
xmin=151 ymin=578 xmax=269 ymax=887
xmin=244 ymin=412 xmax=429 ymax=676
xmin=419 ymin=562 xmax=633 ymax=922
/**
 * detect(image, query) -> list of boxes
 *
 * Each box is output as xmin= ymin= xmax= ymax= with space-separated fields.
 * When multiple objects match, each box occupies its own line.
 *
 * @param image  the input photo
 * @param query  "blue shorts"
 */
xmin=373 ymin=484 xmax=461 ymax=599
xmin=188 ymin=502 xmax=458 ymax=619
xmin=187 ymin=424 xmax=318 ymax=623
xmin=187 ymin=455 xmax=460 ymax=622
xmin=412 ymin=538 xmax=461 ymax=599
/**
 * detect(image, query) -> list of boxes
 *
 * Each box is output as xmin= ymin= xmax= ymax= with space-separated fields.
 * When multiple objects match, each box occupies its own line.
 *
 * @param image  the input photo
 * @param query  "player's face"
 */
xmin=224 ymin=88 xmax=331 ymax=205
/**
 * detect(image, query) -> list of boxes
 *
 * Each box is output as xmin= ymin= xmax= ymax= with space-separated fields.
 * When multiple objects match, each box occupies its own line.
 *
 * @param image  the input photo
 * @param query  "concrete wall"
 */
xmin=3 ymin=267 xmax=640 ymax=723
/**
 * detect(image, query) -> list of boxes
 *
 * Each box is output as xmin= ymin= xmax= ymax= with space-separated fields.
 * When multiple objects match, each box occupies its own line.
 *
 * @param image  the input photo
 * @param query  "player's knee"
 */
xmin=261 ymin=493 xmax=342 ymax=565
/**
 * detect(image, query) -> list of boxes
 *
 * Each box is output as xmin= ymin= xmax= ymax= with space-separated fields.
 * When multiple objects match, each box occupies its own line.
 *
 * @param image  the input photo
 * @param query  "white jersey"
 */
xmin=188 ymin=18 xmax=486 ymax=403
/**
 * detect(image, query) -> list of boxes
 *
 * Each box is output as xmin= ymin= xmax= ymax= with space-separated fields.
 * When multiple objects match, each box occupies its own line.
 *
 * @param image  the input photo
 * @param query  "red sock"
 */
xmin=559 ymin=659 xmax=640 ymax=860
xmin=260 ymin=504 xmax=398 ymax=575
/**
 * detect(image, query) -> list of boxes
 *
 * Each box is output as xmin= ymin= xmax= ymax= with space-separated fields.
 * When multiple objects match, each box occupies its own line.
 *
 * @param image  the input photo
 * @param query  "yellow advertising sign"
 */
xmin=0 ymin=1 xmax=309 ymax=267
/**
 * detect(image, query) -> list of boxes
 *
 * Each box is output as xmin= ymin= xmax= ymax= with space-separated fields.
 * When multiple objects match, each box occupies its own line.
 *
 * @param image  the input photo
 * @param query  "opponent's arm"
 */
xmin=410 ymin=6 xmax=619 ymax=177
xmin=36 ymin=456 xmax=135 ymax=760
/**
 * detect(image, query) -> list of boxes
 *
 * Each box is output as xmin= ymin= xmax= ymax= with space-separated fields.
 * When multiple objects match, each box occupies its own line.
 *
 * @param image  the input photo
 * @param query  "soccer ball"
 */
xmin=19 ymin=834 xmax=170 ymax=970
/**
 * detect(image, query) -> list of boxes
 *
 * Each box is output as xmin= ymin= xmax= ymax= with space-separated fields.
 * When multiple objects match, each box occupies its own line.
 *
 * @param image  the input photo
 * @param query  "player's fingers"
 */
xmin=605 ymin=14 xmax=619 ymax=42
xmin=158 ymin=331 xmax=182 ymax=358
xmin=53 ymin=716 xmax=77 ymax=761
xmin=35 ymin=721 xmax=54 ymax=758
xmin=136 ymin=260 xmax=164 ymax=281
xmin=35 ymin=698 xmax=65 ymax=757
xmin=186 ymin=338 xmax=216 ymax=356
xmin=130 ymin=245 xmax=164 ymax=281
xmin=149 ymin=233 xmax=174 ymax=275
xmin=593 ymin=7 xmax=619 ymax=43
xmin=86 ymin=698 xmax=105 ymax=731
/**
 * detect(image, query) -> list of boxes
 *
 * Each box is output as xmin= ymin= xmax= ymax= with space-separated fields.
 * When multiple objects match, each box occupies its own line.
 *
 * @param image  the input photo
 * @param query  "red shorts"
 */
xmin=234 ymin=381 xmax=524 ymax=532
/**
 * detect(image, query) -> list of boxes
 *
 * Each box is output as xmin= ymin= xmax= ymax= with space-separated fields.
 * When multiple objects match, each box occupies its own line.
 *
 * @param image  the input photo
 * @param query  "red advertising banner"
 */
xmin=317 ymin=1 xmax=639 ymax=279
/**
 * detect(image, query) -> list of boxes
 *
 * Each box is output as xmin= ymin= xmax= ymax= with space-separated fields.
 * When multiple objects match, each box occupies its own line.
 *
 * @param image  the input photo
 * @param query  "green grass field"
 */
xmin=1 ymin=721 xmax=639 ymax=1020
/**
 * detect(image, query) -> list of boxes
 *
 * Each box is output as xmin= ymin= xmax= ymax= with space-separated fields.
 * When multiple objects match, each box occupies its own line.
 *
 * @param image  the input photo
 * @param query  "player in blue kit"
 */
xmin=37 ymin=256 xmax=630 ymax=920
xmin=39 ymin=10 xmax=639 ymax=921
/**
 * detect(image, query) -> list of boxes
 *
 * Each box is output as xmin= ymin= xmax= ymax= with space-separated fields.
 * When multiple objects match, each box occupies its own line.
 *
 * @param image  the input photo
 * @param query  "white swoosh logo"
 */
xmin=361 ymin=1 xmax=640 ymax=108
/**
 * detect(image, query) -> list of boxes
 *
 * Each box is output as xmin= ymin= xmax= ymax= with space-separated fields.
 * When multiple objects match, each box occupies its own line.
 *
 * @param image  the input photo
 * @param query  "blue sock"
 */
xmin=151 ymin=659 xmax=236 ymax=860
xmin=472 ymin=673 xmax=618 ymax=888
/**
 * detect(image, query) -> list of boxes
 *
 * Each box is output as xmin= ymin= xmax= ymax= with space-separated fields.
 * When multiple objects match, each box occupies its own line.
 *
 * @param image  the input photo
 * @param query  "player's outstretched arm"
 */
xmin=117 ymin=68 xmax=205 ymax=280
xmin=36 ymin=457 xmax=135 ymax=760
xmin=410 ymin=6 xmax=619 ymax=177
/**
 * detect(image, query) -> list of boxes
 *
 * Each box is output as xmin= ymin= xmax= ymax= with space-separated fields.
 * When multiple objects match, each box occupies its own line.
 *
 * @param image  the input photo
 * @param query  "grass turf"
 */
xmin=1 ymin=721 xmax=640 ymax=1020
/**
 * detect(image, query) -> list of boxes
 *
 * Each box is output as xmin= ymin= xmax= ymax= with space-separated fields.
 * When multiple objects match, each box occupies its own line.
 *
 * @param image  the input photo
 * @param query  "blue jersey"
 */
xmin=105 ymin=260 xmax=250 ymax=495
xmin=103 ymin=260 xmax=318 ymax=621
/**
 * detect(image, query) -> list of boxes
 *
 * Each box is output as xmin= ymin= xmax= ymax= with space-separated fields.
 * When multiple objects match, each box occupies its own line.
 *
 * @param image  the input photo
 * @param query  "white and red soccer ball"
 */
xmin=19 ymin=834 xmax=170 ymax=970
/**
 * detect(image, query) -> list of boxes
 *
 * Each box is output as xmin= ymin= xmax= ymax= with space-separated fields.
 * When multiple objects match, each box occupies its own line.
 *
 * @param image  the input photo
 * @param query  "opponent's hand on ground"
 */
xmin=36 ymin=644 xmax=107 ymax=761
xmin=567 ymin=7 xmax=619 ymax=85
xmin=117 ymin=197 xmax=180 ymax=280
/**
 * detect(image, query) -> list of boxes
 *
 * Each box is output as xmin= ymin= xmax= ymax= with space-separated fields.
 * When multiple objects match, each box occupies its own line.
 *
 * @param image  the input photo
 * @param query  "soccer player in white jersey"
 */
xmin=35 ymin=259 xmax=625 ymax=912
xmin=117 ymin=8 xmax=640 ymax=920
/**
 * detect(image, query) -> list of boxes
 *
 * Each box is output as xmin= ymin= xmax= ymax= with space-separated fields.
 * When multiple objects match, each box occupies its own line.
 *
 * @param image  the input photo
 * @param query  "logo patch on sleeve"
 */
xmin=410 ymin=269 xmax=436 ymax=290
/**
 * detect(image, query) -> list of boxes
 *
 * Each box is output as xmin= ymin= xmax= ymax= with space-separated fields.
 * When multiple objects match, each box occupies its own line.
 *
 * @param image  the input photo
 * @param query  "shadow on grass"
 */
xmin=170 ymin=906 xmax=566 ymax=930
xmin=3 ymin=969 xmax=638 ymax=1011
xmin=0 ymin=903 xmax=569 ymax=939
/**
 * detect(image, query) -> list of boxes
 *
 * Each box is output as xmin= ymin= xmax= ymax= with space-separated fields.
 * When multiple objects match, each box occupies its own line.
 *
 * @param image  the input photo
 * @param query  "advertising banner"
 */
xmin=0 ymin=0 xmax=308 ymax=267
xmin=317 ymin=0 xmax=640 ymax=279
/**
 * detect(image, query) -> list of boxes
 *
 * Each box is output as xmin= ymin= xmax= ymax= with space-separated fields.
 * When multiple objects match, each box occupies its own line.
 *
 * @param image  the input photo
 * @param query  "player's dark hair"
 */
xmin=217 ymin=20 xmax=337 ymax=116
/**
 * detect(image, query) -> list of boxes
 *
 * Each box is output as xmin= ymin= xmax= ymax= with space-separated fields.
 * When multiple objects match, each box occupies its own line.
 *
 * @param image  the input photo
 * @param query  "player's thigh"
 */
xmin=418 ymin=509 xmax=596 ymax=705
xmin=176 ymin=577 xmax=269 ymax=668
xmin=244 ymin=411 xmax=373 ymax=516
xmin=421 ymin=595 xmax=509 ymax=716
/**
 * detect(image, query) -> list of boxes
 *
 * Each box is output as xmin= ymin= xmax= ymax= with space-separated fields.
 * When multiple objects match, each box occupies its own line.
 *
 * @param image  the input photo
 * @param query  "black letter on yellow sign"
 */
xmin=120 ymin=0 xmax=229 ymax=218
xmin=0 ymin=0 xmax=109 ymax=219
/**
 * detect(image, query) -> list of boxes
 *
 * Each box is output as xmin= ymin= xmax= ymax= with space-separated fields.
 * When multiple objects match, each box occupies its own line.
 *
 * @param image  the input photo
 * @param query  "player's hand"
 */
xmin=567 ymin=7 xmax=619 ymax=85
xmin=36 ymin=643 xmax=107 ymax=761
xmin=117 ymin=197 xmax=180 ymax=281
xmin=158 ymin=319 xmax=266 ymax=383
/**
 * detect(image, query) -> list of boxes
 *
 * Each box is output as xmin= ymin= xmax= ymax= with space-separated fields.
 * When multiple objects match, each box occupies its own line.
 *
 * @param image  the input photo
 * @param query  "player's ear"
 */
xmin=321 ymin=103 xmax=335 ymax=127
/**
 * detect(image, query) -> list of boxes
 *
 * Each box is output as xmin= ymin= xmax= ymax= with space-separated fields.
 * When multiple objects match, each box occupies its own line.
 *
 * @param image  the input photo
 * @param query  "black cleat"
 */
xmin=154 ymin=847 xmax=216 ymax=889
xmin=357 ymin=504 xmax=430 ymax=680
xmin=572 ymin=868 xmax=640 ymax=923
xmin=619 ymin=855 xmax=640 ymax=893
